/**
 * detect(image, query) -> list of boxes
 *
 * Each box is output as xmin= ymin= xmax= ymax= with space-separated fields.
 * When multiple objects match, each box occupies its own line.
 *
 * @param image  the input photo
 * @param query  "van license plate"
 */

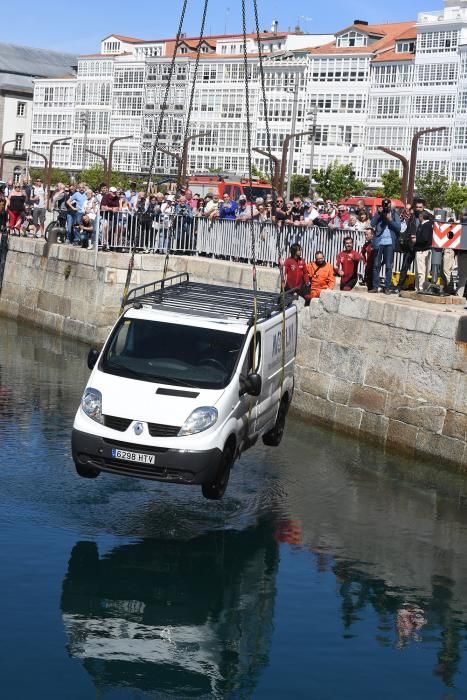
xmin=111 ymin=448 xmax=155 ymax=465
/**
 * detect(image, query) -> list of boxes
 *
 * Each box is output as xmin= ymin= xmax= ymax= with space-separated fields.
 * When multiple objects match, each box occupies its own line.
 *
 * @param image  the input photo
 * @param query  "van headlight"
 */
xmin=178 ymin=407 xmax=218 ymax=436
xmin=81 ymin=388 xmax=104 ymax=424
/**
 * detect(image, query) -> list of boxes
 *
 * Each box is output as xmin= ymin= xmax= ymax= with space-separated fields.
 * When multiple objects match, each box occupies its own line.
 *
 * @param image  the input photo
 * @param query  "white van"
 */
xmin=72 ymin=273 xmax=297 ymax=499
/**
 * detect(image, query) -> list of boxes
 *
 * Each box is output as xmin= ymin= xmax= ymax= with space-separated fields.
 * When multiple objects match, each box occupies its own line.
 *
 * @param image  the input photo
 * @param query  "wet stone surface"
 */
xmin=2 ymin=317 xmax=467 ymax=699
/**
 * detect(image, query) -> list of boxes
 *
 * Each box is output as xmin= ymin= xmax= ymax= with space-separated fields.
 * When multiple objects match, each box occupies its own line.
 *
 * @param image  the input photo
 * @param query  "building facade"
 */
xmin=28 ymin=1 xmax=467 ymax=189
xmin=0 ymin=43 xmax=76 ymax=183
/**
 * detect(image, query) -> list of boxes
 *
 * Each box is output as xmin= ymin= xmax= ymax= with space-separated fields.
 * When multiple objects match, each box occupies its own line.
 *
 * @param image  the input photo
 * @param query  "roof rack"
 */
xmin=124 ymin=273 xmax=295 ymax=325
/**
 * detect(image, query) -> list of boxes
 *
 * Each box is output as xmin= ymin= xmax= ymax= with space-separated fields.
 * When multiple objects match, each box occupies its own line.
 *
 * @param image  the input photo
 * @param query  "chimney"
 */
xmin=271 ymin=19 xmax=279 ymax=35
xmin=354 ymin=19 xmax=369 ymax=26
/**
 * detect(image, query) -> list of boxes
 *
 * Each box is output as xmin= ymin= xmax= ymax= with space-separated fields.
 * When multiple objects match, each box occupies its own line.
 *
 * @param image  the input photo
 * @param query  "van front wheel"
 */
xmin=262 ymin=398 xmax=289 ymax=447
xmin=201 ymin=444 xmax=233 ymax=500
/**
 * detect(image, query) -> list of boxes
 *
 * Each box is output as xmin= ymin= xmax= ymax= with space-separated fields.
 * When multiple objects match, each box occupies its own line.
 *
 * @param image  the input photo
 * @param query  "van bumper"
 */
xmin=72 ymin=429 xmax=222 ymax=485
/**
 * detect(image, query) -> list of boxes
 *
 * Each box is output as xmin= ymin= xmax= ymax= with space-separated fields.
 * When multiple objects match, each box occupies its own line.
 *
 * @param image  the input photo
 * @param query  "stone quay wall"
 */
xmin=0 ymin=237 xmax=466 ymax=469
xmin=294 ymin=291 xmax=467 ymax=470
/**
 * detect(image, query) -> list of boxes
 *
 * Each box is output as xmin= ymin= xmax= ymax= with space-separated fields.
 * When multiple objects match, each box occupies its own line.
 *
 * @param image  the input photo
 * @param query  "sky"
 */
xmin=1 ymin=0 xmax=438 ymax=55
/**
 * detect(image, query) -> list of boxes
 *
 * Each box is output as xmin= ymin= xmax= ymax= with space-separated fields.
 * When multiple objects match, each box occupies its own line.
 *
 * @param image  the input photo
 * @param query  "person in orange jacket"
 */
xmin=306 ymin=250 xmax=336 ymax=300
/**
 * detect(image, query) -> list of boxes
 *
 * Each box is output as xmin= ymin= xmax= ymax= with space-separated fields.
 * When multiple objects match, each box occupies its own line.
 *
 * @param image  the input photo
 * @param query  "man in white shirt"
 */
xmin=31 ymin=178 xmax=46 ymax=237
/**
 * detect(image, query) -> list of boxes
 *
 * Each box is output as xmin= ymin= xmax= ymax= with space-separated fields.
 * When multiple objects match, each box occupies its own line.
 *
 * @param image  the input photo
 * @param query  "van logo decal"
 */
xmin=134 ymin=422 xmax=144 ymax=436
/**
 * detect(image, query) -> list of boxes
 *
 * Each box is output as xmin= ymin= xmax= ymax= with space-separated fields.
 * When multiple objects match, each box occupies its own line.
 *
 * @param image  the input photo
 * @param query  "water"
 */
xmin=1 ymin=318 xmax=467 ymax=699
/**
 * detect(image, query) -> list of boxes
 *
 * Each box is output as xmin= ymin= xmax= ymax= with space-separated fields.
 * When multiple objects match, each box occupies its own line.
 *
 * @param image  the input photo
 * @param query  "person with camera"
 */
xmin=369 ymin=198 xmax=401 ymax=294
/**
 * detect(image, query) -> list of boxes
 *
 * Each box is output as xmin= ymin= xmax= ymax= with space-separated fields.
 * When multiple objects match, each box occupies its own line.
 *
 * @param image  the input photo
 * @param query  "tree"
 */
xmin=414 ymin=171 xmax=449 ymax=209
xmin=312 ymin=162 xmax=365 ymax=202
xmin=380 ymin=169 xmax=402 ymax=199
xmin=29 ymin=167 xmax=69 ymax=185
xmin=290 ymin=174 xmax=310 ymax=198
xmin=445 ymin=181 xmax=467 ymax=216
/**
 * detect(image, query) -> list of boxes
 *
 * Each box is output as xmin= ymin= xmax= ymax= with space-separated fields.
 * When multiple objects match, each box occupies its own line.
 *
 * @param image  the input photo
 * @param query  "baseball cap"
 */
xmin=109 ymin=186 xmax=117 ymax=193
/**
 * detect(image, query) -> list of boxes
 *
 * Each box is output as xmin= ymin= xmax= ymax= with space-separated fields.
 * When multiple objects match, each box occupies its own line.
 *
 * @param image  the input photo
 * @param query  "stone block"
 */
xmin=308 ymin=299 xmax=325 ymax=319
xmin=334 ymin=404 xmax=363 ymax=433
xmin=407 ymin=362 xmax=454 ymax=405
xmin=423 ymin=335 xmax=457 ymax=370
xmin=328 ymin=377 xmax=352 ymax=405
xmin=339 ymin=293 xmax=370 ymax=320
xmin=356 ymin=320 xmax=390 ymax=351
xmin=392 ymin=404 xmax=446 ymax=433
xmin=454 ymin=374 xmax=467 ymax=415
xmin=415 ymin=309 xmax=438 ymax=334
xmin=386 ymin=328 xmax=427 ymax=360
xmin=300 ymin=369 xmax=331 ymax=399
xmin=331 ymin=315 xmax=363 ymax=346
xmin=394 ymin=304 xmax=419 ymax=331
xmin=320 ymin=291 xmax=340 ymax=314
xmin=382 ymin=302 xmax=398 ymax=326
xmin=291 ymin=391 xmax=336 ymax=426
xmin=432 ymin=313 xmax=460 ymax=340
xmin=318 ymin=341 xmax=367 ymax=384
xmin=453 ymin=342 xmax=467 ymax=373
xmin=349 ymin=385 xmax=387 ymax=415
xmin=386 ymin=420 xmax=418 ymax=456
xmin=296 ymin=336 xmax=322 ymax=371
xmin=364 ymin=356 xmax=408 ymax=394
xmin=443 ymin=411 xmax=467 ymax=442
xmin=309 ymin=313 xmax=333 ymax=341
xmin=415 ymin=430 xmax=465 ymax=467
xmin=360 ymin=412 xmax=389 ymax=444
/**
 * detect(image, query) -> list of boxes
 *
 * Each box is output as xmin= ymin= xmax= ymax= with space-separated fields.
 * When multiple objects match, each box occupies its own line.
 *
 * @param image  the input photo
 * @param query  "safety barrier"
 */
xmin=92 ymin=212 xmax=406 ymax=273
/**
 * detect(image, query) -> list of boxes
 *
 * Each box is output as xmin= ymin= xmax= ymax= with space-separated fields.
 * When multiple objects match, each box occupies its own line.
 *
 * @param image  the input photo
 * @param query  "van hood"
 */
xmin=92 ymin=371 xmax=225 ymax=426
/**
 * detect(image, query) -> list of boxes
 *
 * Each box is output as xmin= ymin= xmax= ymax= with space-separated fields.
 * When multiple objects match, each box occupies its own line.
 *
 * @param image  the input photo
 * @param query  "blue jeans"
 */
xmin=373 ymin=244 xmax=395 ymax=290
xmin=66 ymin=211 xmax=82 ymax=242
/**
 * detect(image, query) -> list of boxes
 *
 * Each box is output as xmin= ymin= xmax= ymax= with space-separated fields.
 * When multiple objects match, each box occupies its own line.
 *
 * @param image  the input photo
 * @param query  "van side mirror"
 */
xmin=239 ymin=373 xmax=262 ymax=397
xmin=87 ymin=348 xmax=99 ymax=370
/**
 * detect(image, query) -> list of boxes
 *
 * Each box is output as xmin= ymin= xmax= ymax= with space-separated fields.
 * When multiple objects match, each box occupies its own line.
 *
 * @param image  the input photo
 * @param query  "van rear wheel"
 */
xmin=75 ymin=462 xmax=101 ymax=479
xmin=202 ymin=444 xmax=233 ymax=500
xmin=262 ymin=397 xmax=289 ymax=447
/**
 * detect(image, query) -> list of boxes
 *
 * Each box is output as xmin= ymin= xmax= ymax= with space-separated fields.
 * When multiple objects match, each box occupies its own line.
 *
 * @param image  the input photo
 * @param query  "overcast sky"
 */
xmin=2 ymin=0 xmax=436 ymax=54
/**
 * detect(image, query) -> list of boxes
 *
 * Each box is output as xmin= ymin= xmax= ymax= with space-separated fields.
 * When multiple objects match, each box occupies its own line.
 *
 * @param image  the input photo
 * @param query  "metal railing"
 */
xmin=56 ymin=211 xmax=408 ymax=275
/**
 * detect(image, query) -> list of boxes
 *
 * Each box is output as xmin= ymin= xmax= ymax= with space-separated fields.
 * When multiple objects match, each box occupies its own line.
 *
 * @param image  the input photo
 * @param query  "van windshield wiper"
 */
xmin=104 ymin=362 xmax=198 ymax=388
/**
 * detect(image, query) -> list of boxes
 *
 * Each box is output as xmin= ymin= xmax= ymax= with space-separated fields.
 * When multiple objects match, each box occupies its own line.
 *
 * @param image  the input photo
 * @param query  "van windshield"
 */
xmin=101 ymin=318 xmax=245 ymax=390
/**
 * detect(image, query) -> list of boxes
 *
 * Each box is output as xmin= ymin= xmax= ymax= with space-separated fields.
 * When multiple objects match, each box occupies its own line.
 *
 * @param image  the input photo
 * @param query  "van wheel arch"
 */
xmin=262 ymin=394 xmax=289 ymax=447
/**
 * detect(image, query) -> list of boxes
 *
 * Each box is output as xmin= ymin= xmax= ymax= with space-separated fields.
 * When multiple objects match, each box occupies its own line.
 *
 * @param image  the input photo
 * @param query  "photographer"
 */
xmin=369 ymin=198 xmax=401 ymax=294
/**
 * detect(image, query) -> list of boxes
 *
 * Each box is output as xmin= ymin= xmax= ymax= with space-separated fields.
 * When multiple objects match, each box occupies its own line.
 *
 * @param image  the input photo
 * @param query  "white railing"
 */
xmin=92 ymin=213 xmax=406 ymax=273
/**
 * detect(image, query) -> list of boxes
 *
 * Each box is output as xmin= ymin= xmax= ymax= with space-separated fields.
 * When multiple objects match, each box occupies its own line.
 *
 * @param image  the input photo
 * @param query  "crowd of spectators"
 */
xmin=0 ymin=177 xmax=455 ymax=295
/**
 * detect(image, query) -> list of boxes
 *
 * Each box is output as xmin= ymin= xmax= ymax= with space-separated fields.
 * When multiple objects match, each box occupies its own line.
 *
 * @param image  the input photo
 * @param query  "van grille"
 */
xmin=103 ymin=415 xmax=132 ymax=432
xmin=148 ymin=422 xmax=181 ymax=438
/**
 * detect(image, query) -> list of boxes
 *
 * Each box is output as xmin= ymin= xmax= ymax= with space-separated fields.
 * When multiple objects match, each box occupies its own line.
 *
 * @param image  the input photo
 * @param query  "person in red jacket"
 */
xmin=335 ymin=236 xmax=362 ymax=291
xmin=284 ymin=244 xmax=310 ymax=299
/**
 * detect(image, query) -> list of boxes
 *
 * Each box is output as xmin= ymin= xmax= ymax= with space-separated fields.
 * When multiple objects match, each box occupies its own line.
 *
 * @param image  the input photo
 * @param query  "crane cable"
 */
xmin=162 ymin=0 xmax=209 ymax=285
xmin=253 ymin=0 xmax=287 ymax=396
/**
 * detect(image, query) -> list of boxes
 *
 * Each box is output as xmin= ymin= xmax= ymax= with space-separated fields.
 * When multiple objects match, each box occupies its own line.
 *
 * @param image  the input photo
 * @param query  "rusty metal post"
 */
xmin=377 ymin=146 xmax=410 ymax=204
xmin=252 ymin=147 xmax=281 ymax=192
xmin=406 ymin=127 xmax=447 ymax=206
xmin=107 ymin=136 xmax=133 ymax=185
xmin=0 ymin=140 xmax=16 ymax=181
xmin=179 ymin=132 xmax=210 ymax=189
xmin=279 ymin=130 xmax=313 ymax=198
xmin=85 ymin=148 xmax=108 ymax=178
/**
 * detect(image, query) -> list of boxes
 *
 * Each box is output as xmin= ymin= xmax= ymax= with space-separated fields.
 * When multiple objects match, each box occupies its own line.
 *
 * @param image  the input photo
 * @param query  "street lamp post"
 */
xmin=377 ymin=146 xmax=409 ymax=204
xmin=80 ymin=111 xmax=89 ymax=170
xmin=279 ymin=130 xmax=314 ymax=198
xmin=407 ymin=127 xmax=447 ymax=206
xmin=0 ymin=139 xmax=16 ymax=181
xmin=252 ymin=148 xmax=281 ymax=192
xmin=285 ymin=77 xmax=300 ymax=202
xmin=179 ymin=132 xmax=210 ymax=189
xmin=308 ymin=104 xmax=318 ymax=197
xmin=107 ymin=136 xmax=133 ymax=185
xmin=46 ymin=137 xmax=71 ymax=206
xmin=85 ymin=148 xmax=108 ymax=177
xmin=156 ymin=146 xmax=182 ymax=184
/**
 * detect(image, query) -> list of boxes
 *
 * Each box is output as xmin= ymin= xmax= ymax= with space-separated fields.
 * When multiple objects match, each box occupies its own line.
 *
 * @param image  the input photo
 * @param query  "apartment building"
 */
xmin=28 ymin=1 xmax=467 ymax=188
xmin=0 ymin=43 xmax=75 ymax=182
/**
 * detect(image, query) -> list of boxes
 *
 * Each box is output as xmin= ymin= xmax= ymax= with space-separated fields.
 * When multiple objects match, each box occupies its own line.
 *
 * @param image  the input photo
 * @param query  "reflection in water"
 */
xmin=61 ymin=522 xmax=278 ymax=698
xmin=2 ymin=318 xmax=467 ymax=698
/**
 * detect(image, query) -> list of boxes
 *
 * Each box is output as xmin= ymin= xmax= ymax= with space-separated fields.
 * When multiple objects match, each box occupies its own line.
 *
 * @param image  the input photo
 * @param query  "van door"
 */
xmin=238 ymin=331 xmax=262 ymax=440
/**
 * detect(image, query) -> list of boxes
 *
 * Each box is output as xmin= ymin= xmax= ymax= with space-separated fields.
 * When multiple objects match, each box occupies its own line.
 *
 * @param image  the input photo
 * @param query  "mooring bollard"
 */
xmin=0 ymin=228 xmax=8 ymax=294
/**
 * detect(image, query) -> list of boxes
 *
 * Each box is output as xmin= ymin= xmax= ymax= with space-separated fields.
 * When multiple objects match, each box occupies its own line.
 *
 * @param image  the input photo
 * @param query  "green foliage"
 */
xmin=414 ymin=171 xmax=449 ymax=210
xmin=290 ymin=174 xmax=311 ymax=198
xmin=29 ymin=167 xmax=69 ymax=185
xmin=312 ymin=162 xmax=365 ymax=202
xmin=444 ymin=181 xmax=467 ymax=216
xmin=208 ymin=167 xmax=223 ymax=174
xmin=380 ymin=169 xmax=402 ymax=199
xmin=75 ymin=165 xmax=145 ymax=191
